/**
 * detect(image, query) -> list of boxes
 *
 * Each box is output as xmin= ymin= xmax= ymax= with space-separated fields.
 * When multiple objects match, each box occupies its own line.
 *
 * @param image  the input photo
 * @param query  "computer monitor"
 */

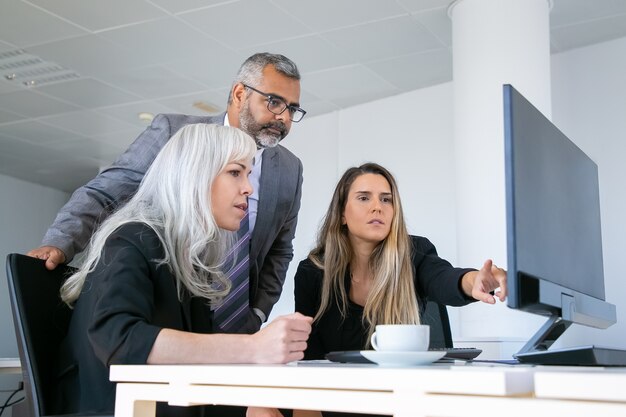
xmin=503 ymin=84 xmax=626 ymax=366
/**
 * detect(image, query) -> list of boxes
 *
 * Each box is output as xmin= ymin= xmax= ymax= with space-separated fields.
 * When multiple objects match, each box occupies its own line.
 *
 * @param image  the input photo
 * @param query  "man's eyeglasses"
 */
xmin=242 ymin=83 xmax=306 ymax=122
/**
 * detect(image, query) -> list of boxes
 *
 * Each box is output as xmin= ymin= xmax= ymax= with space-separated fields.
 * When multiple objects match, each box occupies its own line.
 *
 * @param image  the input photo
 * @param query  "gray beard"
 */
xmin=239 ymin=102 xmax=285 ymax=149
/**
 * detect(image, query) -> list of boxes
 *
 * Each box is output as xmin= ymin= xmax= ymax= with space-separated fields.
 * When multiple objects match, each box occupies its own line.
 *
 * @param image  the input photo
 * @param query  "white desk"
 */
xmin=110 ymin=361 xmax=626 ymax=417
xmin=110 ymin=362 xmax=540 ymax=417
xmin=0 ymin=358 xmax=21 ymax=375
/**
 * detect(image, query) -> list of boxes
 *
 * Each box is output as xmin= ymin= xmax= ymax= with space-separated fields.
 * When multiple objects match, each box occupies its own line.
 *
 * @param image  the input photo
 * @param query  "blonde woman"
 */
xmin=295 ymin=163 xmax=506 ymax=362
xmin=57 ymin=124 xmax=311 ymax=417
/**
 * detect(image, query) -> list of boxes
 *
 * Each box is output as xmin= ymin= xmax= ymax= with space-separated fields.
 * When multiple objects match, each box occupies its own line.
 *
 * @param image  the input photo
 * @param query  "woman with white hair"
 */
xmin=56 ymin=124 xmax=311 ymax=417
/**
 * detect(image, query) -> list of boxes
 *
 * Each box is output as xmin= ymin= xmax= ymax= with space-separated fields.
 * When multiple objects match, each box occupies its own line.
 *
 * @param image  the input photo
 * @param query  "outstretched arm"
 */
xmin=461 ymin=259 xmax=507 ymax=303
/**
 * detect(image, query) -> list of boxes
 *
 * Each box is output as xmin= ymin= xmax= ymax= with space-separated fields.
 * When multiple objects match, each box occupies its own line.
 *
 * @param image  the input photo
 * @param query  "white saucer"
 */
xmin=360 ymin=350 xmax=445 ymax=366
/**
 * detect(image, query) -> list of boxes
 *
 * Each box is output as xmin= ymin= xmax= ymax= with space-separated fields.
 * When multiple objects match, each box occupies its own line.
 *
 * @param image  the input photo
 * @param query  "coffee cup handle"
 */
xmin=370 ymin=332 xmax=379 ymax=350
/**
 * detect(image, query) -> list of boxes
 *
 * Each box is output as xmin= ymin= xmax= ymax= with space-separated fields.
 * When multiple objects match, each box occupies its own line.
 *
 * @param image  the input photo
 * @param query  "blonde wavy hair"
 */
xmin=60 ymin=123 xmax=256 ymax=306
xmin=309 ymin=163 xmax=420 ymax=347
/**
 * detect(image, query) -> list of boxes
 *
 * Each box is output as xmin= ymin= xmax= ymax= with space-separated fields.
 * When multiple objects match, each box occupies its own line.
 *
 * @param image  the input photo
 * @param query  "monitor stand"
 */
xmin=514 ymin=315 xmax=626 ymax=366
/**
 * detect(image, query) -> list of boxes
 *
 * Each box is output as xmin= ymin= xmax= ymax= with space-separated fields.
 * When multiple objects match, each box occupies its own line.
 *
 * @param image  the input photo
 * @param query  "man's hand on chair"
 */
xmin=27 ymin=246 xmax=66 ymax=270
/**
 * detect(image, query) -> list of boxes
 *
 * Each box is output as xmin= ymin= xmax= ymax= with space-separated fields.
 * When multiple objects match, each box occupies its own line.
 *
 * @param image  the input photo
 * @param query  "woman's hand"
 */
xmin=249 ymin=312 xmax=313 ymax=363
xmin=461 ymin=259 xmax=507 ymax=304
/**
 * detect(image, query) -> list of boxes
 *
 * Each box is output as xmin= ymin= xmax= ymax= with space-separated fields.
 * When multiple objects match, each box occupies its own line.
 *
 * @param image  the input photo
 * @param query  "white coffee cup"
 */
xmin=370 ymin=324 xmax=430 ymax=352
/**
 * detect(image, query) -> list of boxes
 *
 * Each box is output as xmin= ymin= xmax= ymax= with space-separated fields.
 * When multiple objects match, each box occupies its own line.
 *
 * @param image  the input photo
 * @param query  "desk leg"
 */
xmin=115 ymin=383 xmax=158 ymax=417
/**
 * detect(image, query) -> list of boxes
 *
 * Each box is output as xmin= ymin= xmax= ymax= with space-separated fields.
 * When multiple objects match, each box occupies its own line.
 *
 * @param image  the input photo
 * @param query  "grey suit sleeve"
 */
xmin=41 ymin=114 xmax=175 ymax=260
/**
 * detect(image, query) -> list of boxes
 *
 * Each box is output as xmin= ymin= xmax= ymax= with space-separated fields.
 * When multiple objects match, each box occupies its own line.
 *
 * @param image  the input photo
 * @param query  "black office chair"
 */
xmin=6 ymin=253 xmax=76 ymax=417
xmin=421 ymin=300 xmax=453 ymax=349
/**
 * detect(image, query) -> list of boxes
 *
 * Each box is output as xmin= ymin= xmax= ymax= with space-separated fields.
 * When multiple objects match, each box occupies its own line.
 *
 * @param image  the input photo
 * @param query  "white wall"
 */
xmin=274 ymin=35 xmax=626 ymax=357
xmin=549 ymin=36 xmax=626 ymax=348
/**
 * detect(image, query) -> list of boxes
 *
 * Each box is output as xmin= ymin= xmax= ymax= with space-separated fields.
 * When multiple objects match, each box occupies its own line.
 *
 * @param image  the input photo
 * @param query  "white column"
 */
xmin=448 ymin=0 xmax=552 ymax=344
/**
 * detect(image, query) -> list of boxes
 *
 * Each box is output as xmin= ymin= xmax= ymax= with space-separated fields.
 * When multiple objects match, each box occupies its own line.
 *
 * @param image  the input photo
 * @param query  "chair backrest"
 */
xmin=6 ymin=253 xmax=75 ymax=417
xmin=421 ymin=300 xmax=453 ymax=349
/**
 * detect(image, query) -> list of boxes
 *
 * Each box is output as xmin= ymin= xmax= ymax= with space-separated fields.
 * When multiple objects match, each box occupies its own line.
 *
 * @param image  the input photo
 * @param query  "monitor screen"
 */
xmin=503 ymin=84 xmax=621 ymax=365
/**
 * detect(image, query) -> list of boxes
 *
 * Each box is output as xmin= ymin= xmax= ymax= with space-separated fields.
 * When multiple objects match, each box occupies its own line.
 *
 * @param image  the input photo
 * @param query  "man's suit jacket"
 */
xmin=42 ymin=113 xmax=304 ymax=331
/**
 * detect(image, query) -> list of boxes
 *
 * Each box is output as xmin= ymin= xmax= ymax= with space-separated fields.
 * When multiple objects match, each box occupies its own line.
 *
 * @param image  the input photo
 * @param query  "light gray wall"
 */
xmin=0 ymin=173 xmax=69 ymax=357
xmin=0 ymin=173 xmax=69 ymax=411
xmin=275 ymin=35 xmax=626 ymax=355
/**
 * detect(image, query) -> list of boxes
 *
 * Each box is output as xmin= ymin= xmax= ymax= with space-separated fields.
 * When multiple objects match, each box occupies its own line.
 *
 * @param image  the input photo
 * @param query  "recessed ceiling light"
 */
xmin=138 ymin=112 xmax=154 ymax=123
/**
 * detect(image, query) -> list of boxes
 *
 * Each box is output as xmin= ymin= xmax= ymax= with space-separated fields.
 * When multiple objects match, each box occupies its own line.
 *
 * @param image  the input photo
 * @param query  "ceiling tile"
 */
xmin=0 ymin=133 xmax=75 ymax=163
xmin=0 ymin=119 xmax=87 ymax=144
xmin=304 ymin=65 xmax=398 ymax=104
xmin=157 ymin=89 xmax=229 ymax=116
xmin=412 ymin=7 xmax=453 ymax=47
xmin=97 ymin=17 xmax=236 ymax=70
xmin=0 ymin=89 xmax=80 ymax=117
xmin=97 ymin=101 xmax=178 ymax=127
xmin=0 ymin=0 xmax=87 ymax=47
xmin=322 ymin=16 xmax=445 ymax=63
xmin=396 ymin=0 xmax=452 ymax=12
xmin=36 ymin=78 xmax=141 ymax=109
xmin=240 ymin=35 xmax=356 ymax=74
xmin=551 ymin=0 xmax=626 ymax=28
xmin=40 ymin=110 xmax=137 ymax=137
xmin=44 ymin=137 xmax=125 ymax=162
xmin=28 ymin=34 xmax=153 ymax=77
xmin=272 ymin=0 xmax=405 ymax=32
xmin=91 ymin=127 xmax=146 ymax=150
xmin=163 ymin=50 xmax=246 ymax=90
xmin=28 ymin=0 xmax=167 ymax=32
xmin=179 ymin=0 xmax=311 ymax=49
xmin=0 ymin=78 xmax=24 ymax=94
xmin=98 ymin=65 xmax=209 ymax=99
xmin=0 ymin=107 xmax=25 ymax=124
xmin=148 ymin=0 xmax=230 ymax=14
xmin=551 ymin=14 xmax=626 ymax=51
xmin=16 ymin=157 xmax=101 ymax=192
xmin=367 ymin=49 xmax=452 ymax=90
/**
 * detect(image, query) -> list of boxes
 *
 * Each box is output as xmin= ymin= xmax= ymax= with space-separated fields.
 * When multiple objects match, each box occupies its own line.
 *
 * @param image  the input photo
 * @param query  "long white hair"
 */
xmin=60 ymin=123 xmax=257 ymax=305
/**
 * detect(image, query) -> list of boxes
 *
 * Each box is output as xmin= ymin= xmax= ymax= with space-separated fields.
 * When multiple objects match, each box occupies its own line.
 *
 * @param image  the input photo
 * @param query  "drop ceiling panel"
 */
xmin=179 ymin=0 xmax=311 ymax=49
xmin=550 ymin=0 xmax=626 ymax=27
xmin=148 ymin=0 xmax=230 ymax=15
xmin=0 ymin=89 xmax=80 ymax=117
xmin=36 ymin=78 xmax=140 ymax=109
xmin=551 ymin=14 xmax=626 ymax=51
xmin=28 ymin=34 xmax=154 ymax=77
xmin=368 ymin=49 xmax=452 ymax=91
xmin=157 ymin=89 xmax=229 ymax=116
xmin=97 ymin=17 xmax=236 ymax=68
xmin=396 ymin=0 xmax=452 ymax=12
xmin=0 ymin=0 xmax=87 ymax=47
xmin=28 ymin=0 xmax=168 ymax=32
xmin=272 ymin=0 xmax=406 ymax=32
xmin=91 ymin=128 xmax=145 ymax=150
xmin=0 ymin=134 xmax=76 ymax=163
xmin=97 ymin=101 xmax=178 ymax=127
xmin=413 ymin=7 xmax=453 ymax=47
xmin=0 ymin=108 xmax=25 ymax=124
xmin=98 ymin=65 xmax=209 ymax=100
xmin=322 ymin=16 xmax=444 ymax=63
xmin=163 ymin=50 xmax=246 ymax=90
xmin=0 ymin=119 xmax=86 ymax=144
xmin=304 ymin=65 xmax=398 ymax=104
xmin=240 ymin=35 xmax=356 ymax=74
xmin=41 ymin=110 xmax=138 ymax=137
xmin=46 ymin=137 xmax=126 ymax=162
xmin=0 ymin=79 xmax=24 ymax=95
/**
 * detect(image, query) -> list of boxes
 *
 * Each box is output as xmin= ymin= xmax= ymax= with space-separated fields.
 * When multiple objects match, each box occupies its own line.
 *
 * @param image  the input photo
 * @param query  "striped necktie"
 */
xmin=213 ymin=212 xmax=251 ymax=332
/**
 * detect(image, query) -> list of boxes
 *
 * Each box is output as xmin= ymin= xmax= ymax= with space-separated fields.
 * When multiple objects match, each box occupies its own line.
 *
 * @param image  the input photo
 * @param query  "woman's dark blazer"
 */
xmin=56 ymin=222 xmax=214 ymax=415
xmin=295 ymin=235 xmax=476 ymax=360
